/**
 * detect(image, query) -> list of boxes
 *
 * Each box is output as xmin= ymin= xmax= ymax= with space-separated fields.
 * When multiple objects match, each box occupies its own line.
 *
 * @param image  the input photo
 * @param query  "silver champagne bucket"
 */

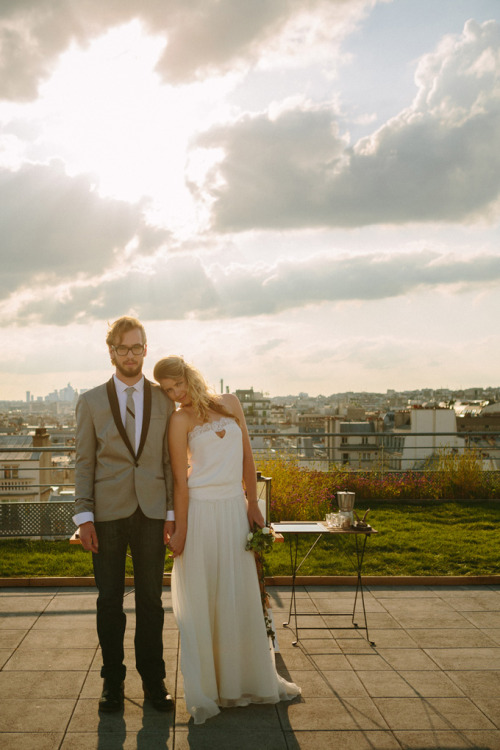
xmin=337 ymin=491 xmax=355 ymax=512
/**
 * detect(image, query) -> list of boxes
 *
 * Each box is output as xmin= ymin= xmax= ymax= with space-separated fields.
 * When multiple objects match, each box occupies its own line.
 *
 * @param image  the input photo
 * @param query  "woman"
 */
xmin=154 ymin=356 xmax=300 ymax=724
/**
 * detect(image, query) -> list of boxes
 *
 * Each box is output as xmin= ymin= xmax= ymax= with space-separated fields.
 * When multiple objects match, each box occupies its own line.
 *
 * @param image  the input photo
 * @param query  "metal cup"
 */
xmin=337 ymin=491 xmax=355 ymax=512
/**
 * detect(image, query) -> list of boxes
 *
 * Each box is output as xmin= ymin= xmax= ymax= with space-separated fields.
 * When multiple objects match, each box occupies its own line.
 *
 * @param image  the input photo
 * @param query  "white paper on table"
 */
xmin=271 ymin=521 xmax=328 ymax=534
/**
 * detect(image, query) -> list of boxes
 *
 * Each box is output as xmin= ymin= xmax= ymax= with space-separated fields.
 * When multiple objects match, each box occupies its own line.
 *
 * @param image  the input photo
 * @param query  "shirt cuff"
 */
xmin=73 ymin=511 xmax=94 ymax=526
xmin=166 ymin=510 xmax=175 ymax=521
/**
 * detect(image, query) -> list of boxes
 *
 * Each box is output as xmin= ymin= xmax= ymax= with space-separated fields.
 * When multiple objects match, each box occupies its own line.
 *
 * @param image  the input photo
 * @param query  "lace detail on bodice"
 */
xmin=188 ymin=416 xmax=235 ymax=441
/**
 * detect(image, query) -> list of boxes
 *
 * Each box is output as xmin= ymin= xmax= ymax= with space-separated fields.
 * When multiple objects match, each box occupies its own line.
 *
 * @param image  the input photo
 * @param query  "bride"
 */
xmin=154 ymin=356 xmax=300 ymax=724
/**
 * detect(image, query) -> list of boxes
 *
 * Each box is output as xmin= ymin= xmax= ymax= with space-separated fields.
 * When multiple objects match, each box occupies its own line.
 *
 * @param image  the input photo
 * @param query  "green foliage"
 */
xmin=257 ymin=455 xmax=500 ymax=521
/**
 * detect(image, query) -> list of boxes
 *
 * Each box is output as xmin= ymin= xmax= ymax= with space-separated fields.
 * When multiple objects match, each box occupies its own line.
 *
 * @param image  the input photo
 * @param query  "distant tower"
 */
xmin=220 ymin=379 xmax=224 ymax=394
xmin=26 ymin=391 xmax=30 ymax=403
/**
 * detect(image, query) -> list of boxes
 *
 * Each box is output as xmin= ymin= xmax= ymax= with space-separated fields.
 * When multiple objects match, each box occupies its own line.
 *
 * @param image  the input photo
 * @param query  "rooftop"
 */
xmin=0 ymin=583 xmax=499 ymax=748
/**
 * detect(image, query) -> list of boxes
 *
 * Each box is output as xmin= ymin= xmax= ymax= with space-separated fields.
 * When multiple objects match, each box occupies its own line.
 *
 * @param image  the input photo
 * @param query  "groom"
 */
xmin=73 ymin=316 xmax=174 ymax=712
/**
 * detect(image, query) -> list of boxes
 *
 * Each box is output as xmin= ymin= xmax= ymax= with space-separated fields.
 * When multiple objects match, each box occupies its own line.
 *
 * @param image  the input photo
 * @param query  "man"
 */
xmin=73 ymin=316 xmax=174 ymax=713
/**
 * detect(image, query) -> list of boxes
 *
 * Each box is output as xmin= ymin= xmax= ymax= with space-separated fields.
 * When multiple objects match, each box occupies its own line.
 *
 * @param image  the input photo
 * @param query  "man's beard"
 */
xmin=115 ymin=360 xmax=143 ymax=379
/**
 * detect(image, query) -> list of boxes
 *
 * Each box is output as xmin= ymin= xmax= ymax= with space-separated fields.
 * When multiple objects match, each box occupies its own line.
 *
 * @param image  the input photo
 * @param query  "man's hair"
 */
xmin=106 ymin=316 xmax=147 ymax=347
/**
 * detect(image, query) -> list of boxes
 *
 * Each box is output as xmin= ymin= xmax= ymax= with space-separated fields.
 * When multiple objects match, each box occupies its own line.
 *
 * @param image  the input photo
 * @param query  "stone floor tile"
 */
xmin=391 ymin=611 xmax=474 ymax=630
xmin=472 ymin=697 xmax=500 ymax=728
xmin=357 ymin=670 xmax=418 ymax=698
xmin=364 ymin=629 xmax=418 ymax=648
xmin=43 ymin=594 xmax=97 ymax=612
xmin=484 ymin=629 xmax=500 ymax=645
xmin=342 ymin=652 xmax=395 ymax=672
xmin=0 ymin=669 xmax=86 ymax=699
xmin=3 ymin=646 xmax=95 ymax=671
xmin=309 ymin=652 xmax=354 ymax=671
xmin=309 ymin=595 xmax=386 ymax=613
xmin=277 ymin=696 xmax=388 ymax=731
xmin=0 ymin=698 xmax=76 ymax=732
xmin=176 ymin=727 xmax=287 ymax=749
xmin=284 ymin=729 xmax=401 ymax=749
xmin=0 ymin=733 xmax=64 ymax=750
xmin=275 ymin=648 xmax=316 ymax=670
xmin=0 ymin=615 xmax=39 ymax=630
xmin=398 ymin=670 xmax=466 ymax=698
xmin=446 ymin=593 xmax=500 ymax=611
xmin=446 ymin=670 xmax=500 ymax=698
xmin=424 ymin=647 xmax=500 ymax=671
xmin=369 ymin=587 xmax=438 ymax=599
xmin=394 ymin=729 xmax=500 ymax=749
xmin=175 ymin=702 xmax=284 ymax=731
xmin=374 ymin=648 xmax=441 ymax=671
xmin=0 ymin=595 xmax=54 ymax=613
xmin=464 ymin=612 xmax=500 ymax=629
xmin=20 ymin=627 xmax=99 ymax=649
xmin=68 ymin=697 xmax=175 ymax=733
xmin=321 ymin=669 xmax=370 ymax=697
xmin=61 ymin=734 xmax=175 ymax=750
xmin=374 ymin=697 xmax=496 ymax=731
xmin=285 ymin=669 xmax=340 ymax=698
xmin=292 ymin=637 xmax=341 ymax=653
xmin=407 ymin=627 xmax=497 ymax=648
xmin=0 ymin=630 xmax=24 ymax=649
xmin=32 ymin=613 xmax=97 ymax=629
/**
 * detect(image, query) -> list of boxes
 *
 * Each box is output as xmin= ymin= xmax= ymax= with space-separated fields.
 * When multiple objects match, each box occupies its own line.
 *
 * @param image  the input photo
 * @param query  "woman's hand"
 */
xmin=247 ymin=501 xmax=265 ymax=530
xmin=167 ymin=528 xmax=187 ymax=558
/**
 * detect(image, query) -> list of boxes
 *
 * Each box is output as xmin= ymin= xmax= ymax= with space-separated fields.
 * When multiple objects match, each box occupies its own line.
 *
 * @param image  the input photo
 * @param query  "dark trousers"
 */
xmin=92 ymin=506 xmax=166 ymax=684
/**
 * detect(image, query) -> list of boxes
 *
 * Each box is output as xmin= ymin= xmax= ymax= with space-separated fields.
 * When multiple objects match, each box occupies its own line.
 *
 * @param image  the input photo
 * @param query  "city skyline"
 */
xmin=1 ymin=0 xmax=499 ymax=400
xmin=3 ymin=379 xmax=499 ymax=406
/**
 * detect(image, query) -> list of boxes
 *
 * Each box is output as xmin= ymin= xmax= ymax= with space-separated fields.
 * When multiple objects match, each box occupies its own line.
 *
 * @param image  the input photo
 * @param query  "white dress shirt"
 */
xmin=73 ymin=374 xmax=174 ymax=526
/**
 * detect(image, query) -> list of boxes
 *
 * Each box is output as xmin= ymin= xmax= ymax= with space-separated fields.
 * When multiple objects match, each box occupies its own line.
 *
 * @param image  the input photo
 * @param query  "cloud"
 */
xmin=0 ymin=0 xmax=366 ymax=100
xmin=194 ymin=19 xmax=500 ymax=230
xmin=0 ymin=161 xmax=169 ymax=296
xmin=4 ymin=247 xmax=499 ymax=326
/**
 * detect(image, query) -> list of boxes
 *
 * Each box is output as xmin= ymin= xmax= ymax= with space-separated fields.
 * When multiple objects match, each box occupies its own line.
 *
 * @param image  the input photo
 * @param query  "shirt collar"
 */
xmin=113 ymin=374 xmax=145 ymax=395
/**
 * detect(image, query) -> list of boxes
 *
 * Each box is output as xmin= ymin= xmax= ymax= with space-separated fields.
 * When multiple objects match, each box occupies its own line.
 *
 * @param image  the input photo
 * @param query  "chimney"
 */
xmin=33 ymin=427 xmax=50 ymax=448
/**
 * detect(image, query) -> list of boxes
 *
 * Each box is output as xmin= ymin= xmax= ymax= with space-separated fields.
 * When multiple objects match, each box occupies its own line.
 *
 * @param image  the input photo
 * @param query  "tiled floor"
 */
xmin=0 ymin=584 xmax=499 ymax=749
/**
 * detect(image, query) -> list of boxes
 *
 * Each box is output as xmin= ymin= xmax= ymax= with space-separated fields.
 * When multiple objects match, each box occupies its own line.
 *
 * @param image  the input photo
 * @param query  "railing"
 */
xmin=0 ymin=431 xmax=499 ymax=539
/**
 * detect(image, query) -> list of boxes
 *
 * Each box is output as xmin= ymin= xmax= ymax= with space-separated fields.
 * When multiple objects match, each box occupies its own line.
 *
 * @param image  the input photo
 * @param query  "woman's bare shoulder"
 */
xmin=219 ymin=392 xmax=240 ymax=410
xmin=169 ymin=407 xmax=193 ymax=431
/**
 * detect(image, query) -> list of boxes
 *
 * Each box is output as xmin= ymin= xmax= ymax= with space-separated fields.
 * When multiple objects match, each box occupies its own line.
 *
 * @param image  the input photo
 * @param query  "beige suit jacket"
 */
xmin=74 ymin=377 xmax=174 ymax=522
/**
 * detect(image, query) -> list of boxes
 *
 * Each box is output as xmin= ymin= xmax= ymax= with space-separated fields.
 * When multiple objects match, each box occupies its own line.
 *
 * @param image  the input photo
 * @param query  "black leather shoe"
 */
xmin=98 ymin=679 xmax=124 ymax=713
xmin=142 ymin=679 xmax=174 ymax=712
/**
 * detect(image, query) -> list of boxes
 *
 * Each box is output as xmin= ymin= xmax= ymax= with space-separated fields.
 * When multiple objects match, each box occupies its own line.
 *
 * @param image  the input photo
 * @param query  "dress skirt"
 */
xmin=172 ymin=489 xmax=300 ymax=725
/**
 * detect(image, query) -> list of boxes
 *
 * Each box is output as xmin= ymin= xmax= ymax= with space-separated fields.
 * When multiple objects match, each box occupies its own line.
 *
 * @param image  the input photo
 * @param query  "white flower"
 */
xmin=262 ymin=527 xmax=270 ymax=535
xmin=247 ymin=532 xmax=254 ymax=541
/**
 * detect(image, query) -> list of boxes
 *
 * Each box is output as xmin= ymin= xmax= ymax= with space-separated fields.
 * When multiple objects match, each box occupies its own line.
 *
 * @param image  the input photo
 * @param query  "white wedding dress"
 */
xmin=172 ymin=416 xmax=300 ymax=724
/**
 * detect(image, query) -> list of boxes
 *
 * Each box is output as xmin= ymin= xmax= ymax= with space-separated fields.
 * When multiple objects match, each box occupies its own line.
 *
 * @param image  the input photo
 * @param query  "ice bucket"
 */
xmin=337 ymin=491 xmax=355 ymax=512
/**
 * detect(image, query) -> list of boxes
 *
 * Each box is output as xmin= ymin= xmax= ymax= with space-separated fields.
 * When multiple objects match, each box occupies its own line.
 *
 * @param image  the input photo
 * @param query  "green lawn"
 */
xmin=1 ymin=500 xmax=498 ymax=578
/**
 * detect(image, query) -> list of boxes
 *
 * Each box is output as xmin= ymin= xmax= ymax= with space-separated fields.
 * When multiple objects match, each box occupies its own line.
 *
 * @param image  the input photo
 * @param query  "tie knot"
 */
xmin=126 ymin=387 xmax=136 ymax=396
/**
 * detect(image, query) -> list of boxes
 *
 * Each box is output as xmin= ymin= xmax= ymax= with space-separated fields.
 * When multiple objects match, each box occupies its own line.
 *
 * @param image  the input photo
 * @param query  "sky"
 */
xmin=0 ymin=0 xmax=499 ymax=400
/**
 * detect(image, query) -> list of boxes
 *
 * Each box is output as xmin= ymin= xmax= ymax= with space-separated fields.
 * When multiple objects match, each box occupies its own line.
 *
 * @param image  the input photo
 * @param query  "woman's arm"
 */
xmin=223 ymin=394 xmax=265 ymax=529
xmin=166 ymin=411 xmax=190 ymax=557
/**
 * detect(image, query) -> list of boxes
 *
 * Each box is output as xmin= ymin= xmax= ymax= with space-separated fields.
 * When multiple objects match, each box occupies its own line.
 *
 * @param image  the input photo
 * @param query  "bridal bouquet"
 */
xmin=246 ymin=525 xmax=276 ymax=642
xmin=245 ymin=525 xmax=276 ymax=553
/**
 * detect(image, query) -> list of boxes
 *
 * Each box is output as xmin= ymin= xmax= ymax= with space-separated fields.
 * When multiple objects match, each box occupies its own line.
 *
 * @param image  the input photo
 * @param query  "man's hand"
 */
xmin=164 ymin=520 xmax=175 ymax=546
xmin=78 ymin=521 xmax=99 ymax=553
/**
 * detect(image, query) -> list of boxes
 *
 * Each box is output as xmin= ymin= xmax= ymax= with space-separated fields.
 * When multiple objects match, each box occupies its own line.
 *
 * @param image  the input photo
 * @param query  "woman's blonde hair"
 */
xmin=153 ymin=356 xmax=238 ymax=424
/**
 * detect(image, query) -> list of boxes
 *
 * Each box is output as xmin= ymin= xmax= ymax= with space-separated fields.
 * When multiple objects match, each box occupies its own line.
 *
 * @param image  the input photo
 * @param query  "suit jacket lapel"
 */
xmin=136 ymin=379 xmax=151 ymax=462
xmin=106 ymin=377 xmax=136 ymax=461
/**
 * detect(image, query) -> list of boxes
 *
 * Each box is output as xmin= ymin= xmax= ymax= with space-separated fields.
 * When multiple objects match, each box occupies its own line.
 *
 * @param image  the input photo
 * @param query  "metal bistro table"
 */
xmin=271 ymin=521 xmax=378 ymax=647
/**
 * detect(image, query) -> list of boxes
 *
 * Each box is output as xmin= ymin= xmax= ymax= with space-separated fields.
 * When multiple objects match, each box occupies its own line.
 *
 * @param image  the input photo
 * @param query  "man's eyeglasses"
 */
xmin=113 ymin=345 xmax=145 ymax=356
